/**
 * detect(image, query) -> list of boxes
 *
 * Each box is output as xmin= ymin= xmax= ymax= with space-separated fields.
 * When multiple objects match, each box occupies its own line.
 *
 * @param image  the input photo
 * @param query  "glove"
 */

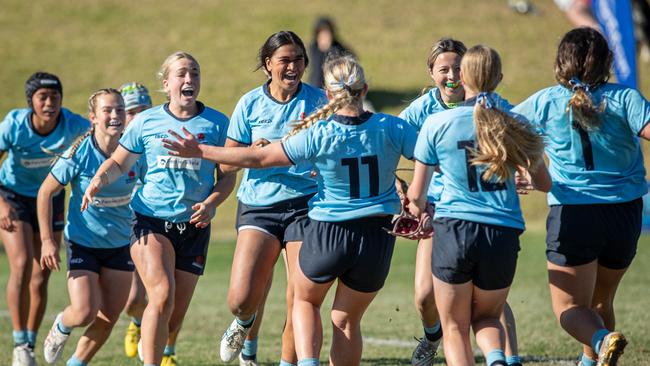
xmin=386 ymin=174 xmax=434 ymax=240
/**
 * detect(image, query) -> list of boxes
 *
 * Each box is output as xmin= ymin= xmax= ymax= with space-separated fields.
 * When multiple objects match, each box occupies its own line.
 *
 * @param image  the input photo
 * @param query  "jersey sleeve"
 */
xmin=281 ymin=128 xmax=315 ymax=165
xmin=413 ymin=119 xmax=439 ymax=166
xmin=226 ymin=98 xmax=252 ymax=145
xmin=71 ymin=113 xmax=91 ymax=137
xmin=390 ymin=118 xmax=417 ymax=159
xmin=0 ymin=112 xmax=15 ymax=151
xmin=622 ymin=88 xmax=650 ymax=135
xmin=512 ymin=93 xmax=544 ymax=133
xmin=49 ymin=150 xmax=80 ymax=186
xmin=119 ymin=114 xmax=145 ymax=154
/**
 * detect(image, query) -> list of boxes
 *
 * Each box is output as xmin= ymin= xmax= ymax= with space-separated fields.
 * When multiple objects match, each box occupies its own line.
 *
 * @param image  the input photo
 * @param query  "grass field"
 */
xmin=1 ymin=233 xmax=649 ymax=365
xmin=2 ymin=0 xmax=650 ymax=365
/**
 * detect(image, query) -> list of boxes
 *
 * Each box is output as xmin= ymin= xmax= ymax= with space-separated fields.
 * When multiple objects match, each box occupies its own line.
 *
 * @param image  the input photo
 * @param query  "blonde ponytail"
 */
xmin=285 ymin=52 xmax=365 ymax=139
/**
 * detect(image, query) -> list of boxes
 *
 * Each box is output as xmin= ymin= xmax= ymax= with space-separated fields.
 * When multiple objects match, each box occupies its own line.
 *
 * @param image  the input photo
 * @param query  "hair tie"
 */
xmin=476 ymin=92 xmax=494 ymax=109
xmin=569 ymin=77 xmax=590 ymax=92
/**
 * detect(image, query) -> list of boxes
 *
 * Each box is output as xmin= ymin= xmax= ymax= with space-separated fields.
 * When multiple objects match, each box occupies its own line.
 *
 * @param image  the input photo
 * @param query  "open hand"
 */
xmin=40 ymin=238 xmax=61 ymax=271
xmin=163 ymin=127 xmax=202 ymax=158
xmin=0 ymin=202 xmax=17 ymax=232
xmin=190 ymin=201 xmax=216 ymax=228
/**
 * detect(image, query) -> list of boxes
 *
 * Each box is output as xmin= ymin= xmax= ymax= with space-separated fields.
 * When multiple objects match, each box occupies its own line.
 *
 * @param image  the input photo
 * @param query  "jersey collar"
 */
xmin=331 ymin=111 xmax=373 ymax=125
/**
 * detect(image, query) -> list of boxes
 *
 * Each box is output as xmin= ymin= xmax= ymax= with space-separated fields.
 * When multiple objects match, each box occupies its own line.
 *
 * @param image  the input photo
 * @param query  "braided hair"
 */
xmin=285 ymin=52 xmax=365 ymax=139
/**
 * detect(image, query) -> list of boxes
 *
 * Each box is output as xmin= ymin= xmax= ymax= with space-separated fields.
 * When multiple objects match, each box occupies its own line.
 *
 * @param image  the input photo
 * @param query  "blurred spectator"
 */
xmin=308 ymin=17 xmax=352 ymax=88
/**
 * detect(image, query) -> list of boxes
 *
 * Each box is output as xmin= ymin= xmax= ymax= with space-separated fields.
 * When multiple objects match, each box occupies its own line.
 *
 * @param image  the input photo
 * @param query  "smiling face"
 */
xmin=163 ymin=58 xmax=201 ymax=109
xmin=429 ymin=52 xmax=464 ymax=103
xmin=265 ymin=43 xmax=306 ymax=94
xmin=31 ymin=89 xmax=62 ymax=124
xmin=125 ymin=105 xmax=148 ymax=126
xmin=91 ymin=93 xmax=126 ymax=139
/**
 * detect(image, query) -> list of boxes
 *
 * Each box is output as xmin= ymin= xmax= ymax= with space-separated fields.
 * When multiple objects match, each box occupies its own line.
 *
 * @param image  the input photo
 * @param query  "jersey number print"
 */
xmin=341 ymin=155 xmax=379 ymax=198
xmin=457 ymin=140 xmax=506 ymax=192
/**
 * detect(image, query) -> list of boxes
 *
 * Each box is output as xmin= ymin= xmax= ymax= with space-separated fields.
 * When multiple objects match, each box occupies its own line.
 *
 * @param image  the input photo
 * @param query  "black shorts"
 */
xmin=299 ymin=216 xmax=395 ymax=293
xmin=546 ymin=198 xmax=642 ymax=269
xmin=131 ymin=212 xmax=210 ymax=275
xmin=432 ymin=217 xmax=522 ymax=290
xmin=236 ymin=194 xmax=313 ymax=245
xmin=0 ymin=185 xmax=65 ymax=232
xmin=66 ymin=241 xmax=134 ymax=273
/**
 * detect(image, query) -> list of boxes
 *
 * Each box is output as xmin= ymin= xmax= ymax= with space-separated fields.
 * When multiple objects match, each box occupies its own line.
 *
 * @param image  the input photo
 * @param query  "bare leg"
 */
xmin=432 ymin=276 xmax=474 ymax=366
xmin=227 ymin=229 xmax=281 ymax=320
xmin=292 ymin=263 xmax=333 ymax=363
xmin=329 ymin=281 xmax=378 ymax=366
xmin=414 ymin=238 xmax=438 ymax=329
xmin=547 ymin=260 xmax=605 ymax=348
xmin=0 ymin=222 xmax=34 ymax=335
xmin=582 ymin=264 xmax=627 ymax=360
xmin=280 ymin=242 xmax=301 ymax=365
xmin=27 ymin=232 xmax=58 ymax=336
xmin=130 ymin=233 xmax=176 ymax=365
xmin=501 ymin=302 xmax=518 ymax=359
xmin=72 ymin=267 xmax=131 ymax=362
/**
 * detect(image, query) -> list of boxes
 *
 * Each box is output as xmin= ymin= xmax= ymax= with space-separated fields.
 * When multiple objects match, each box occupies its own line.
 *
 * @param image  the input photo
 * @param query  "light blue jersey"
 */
xmin=120 ymin=102 xmax=229 ymax=222
xmin=399 ymin=89 xmax=513 ymax=202
xmin=414 ymin=104 xmax=525 ymax=230
xmin=282 ymin=112 xmax=417 ymax=222
xmin=0 ymin=108 xmax=90 ymax=197
xmin=228 ymin=82 xmax=326 ymax=206
xmin=50 ymin=136 xmax=144 ymax=249
xmin=512 ymin=84 xmax=650 ymax=205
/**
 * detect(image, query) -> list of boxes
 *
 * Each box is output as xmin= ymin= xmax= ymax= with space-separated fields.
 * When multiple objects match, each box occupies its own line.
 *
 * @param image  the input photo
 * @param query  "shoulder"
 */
xmin=237 ymin=85 xmax=266 ymax=107
xmin=201 ymin=105 xmax=229 ymax=124
xmin=2 ymin=108 xmax=30 ymax=126
xmin=299 ymin=82 xmax=327 ymax=100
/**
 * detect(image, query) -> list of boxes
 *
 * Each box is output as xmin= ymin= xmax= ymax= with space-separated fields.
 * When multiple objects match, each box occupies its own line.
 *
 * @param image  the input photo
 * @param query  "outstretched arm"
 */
xmin=37 ymin=174 xmax=65 ymax=270
xmin=406 ymin=161 xmax=435 ymax=217
xmin=81 ymin=146 xmax=140 ymax=211
xmin=163 ymin=127 xmax=291 ymax=168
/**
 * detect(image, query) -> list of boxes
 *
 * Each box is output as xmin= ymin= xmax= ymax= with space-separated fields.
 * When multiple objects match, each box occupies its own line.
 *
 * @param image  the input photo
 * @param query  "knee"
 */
xmin=71 ymin=306 xmax=98 ymax=327
xmin=414 ymin=290 xmax=435 ymax=314
xmin=147 ymin=282 xmax=175 ymax=316
xmin=330 ymin=310 xmax=360 ymax=333
xmin=227 ymin=292 xmax=256 ymax=317
xmin=8 ymin=255 xmax=31 ymax=280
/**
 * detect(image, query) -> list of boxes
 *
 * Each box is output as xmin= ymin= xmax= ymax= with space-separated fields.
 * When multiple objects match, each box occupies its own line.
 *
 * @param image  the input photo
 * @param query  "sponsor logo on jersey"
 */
xmin=157 ymin=156 xmax=201 ymax=170
xmin=92 ymin=194 xmax=132 ymax=207
xmin=20 ymin=157 xmax=54 ymax=168
xmin=251 ymin=119 xmax=272 ymax=126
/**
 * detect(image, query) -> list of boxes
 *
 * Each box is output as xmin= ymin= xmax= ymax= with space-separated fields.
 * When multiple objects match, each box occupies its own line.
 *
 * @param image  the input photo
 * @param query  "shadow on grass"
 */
xmin=366 ymin=88 xmax=423 ymax=111
xmin=352 ymin=354 xmax=579 ymax=365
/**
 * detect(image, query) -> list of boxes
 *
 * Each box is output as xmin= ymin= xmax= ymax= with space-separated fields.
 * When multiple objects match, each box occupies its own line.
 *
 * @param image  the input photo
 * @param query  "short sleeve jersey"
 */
xmin=227 ymin=82 xmax=327 ymax=206
xmin=50 ymin=137 xmax=143 ymax=248
xmin=399 ymin=89 xmax=513 ymax=202
xmin=119 ymin=102 xmax=229 ymax=222
xmin=282 ymin=112 xmax=417 ymax=222
xmin=414 ymin=105 xmax=525 ymax=230
xmin=512 ymin=84 xmax=650 ymax=205
xmin=0 ymin=108 xmax=90 ymax=197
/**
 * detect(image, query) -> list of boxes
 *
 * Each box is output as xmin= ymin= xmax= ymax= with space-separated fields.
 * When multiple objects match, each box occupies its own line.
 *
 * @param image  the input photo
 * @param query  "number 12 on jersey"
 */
xmin=457 ymin=140 xmax=506 ymax=192
xmin=341 ymin=155 xmax=379 ymax=198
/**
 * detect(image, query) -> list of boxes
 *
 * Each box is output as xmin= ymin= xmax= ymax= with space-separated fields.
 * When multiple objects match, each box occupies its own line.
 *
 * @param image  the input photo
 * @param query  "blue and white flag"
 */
xmin=593 ymin=0 xmax=638 ymax=88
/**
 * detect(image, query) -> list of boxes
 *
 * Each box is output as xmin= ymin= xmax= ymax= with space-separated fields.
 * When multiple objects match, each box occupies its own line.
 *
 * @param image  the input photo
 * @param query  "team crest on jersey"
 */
xmin=126 ymin=170 xmax=137 ymax=183
xmin=300 ymin=112 xmax=306 ymax=119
